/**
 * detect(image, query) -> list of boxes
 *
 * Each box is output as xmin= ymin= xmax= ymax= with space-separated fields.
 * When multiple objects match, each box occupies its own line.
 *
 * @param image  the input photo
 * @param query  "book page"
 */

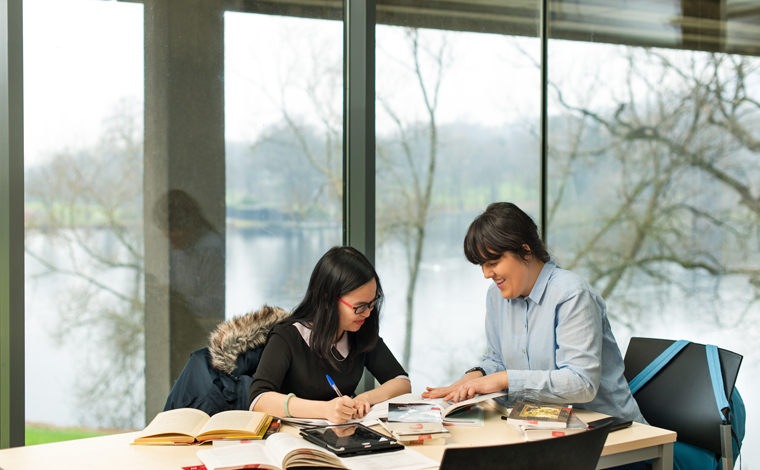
xmin=385 ymin=393 xmax=426 ymax=405
xmin=382 ymin=392 xmax=506 ymax=418
xmin=442 ymin=405 xmax=484 ymax=426
xmin=197 ymin=442 xmax=280 ymax=470
xmin=439 ymin=391 xmax=507 ymax=417
xmin=198 ymin=410 xmax=268 ymax=436
xmin=373 ymin=394 xmax=428 ymax=414
xmin=266 ymin=432 xmax=336 ymax=467
xmin=136 ymin=408 xmax=209 ymax=439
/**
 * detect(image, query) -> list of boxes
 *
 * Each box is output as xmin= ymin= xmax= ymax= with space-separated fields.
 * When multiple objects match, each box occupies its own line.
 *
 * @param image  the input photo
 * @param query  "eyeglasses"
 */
xmin=337 ymin=294 xmax=381 ymax=314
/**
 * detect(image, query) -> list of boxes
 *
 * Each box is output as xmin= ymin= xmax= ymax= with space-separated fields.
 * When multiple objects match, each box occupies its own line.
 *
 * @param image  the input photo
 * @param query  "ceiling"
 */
xmin=191 ymin=0 xmax=760 ymax=56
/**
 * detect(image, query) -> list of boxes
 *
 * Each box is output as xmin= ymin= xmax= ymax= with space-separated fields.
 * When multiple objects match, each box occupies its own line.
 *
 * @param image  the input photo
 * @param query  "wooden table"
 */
xmin=407 ymin=408 xmax=675 ymax=470
xmin=0 ymin=406 xmax=675 ymax=470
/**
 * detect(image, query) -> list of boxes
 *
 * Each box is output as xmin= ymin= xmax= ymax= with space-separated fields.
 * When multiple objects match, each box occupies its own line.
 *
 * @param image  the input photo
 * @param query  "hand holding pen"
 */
xmin=324 ymin=375 xmax=355 ymax=423
xmin=326 ymin=375 xmax=370 ymax=421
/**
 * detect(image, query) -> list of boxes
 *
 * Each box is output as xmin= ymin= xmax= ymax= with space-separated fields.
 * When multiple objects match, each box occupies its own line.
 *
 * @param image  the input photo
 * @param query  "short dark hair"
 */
xmin=290 ymin=246 xmax=382 ymax=370
xmin=464 ymin=202 xmax=550 ymax=265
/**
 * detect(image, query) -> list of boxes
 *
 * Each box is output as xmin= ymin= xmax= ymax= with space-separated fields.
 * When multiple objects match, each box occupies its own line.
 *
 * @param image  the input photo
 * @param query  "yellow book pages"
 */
xmin=133 ymin=408 xmax=210 ymax=444
xmin=201 ymin=416 xmax=273 ymax=442
xmin=197 ymin=410 xmax=269 ymax=441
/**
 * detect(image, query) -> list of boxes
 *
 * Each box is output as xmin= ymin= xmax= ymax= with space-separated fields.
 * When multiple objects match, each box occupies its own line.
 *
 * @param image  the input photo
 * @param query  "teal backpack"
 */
xmin=628 ymin=340 xmax=745 ymax=470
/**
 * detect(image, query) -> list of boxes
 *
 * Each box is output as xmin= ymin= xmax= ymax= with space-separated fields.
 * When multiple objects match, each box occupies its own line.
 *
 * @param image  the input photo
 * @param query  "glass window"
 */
xmin=548 ymin=0 xmax=760 ymax=462
xmin=224 ymin=11 xmax=343 ymax=317
xmin=19 ymin=0 xmax=759 ymax=457
xmin=22 ymin=0 xmax=344 ymax=444
xmin=375 ymin=2 xmax=541 ymax=391
xmin=24 ymin=0 xmax=145 ymax=433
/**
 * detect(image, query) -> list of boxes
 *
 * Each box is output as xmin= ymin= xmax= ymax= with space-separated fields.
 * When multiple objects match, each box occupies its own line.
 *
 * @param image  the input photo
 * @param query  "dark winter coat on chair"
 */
xmin=163 ymin=305 xmax=290 ymax=416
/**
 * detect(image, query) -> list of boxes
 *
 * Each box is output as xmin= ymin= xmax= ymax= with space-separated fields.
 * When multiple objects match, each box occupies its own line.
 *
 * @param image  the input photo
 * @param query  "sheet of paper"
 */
xmin=277 ymin=401 xmax=388 ymax=428
xmin=338 ymin=448 xmax=438 ymax=470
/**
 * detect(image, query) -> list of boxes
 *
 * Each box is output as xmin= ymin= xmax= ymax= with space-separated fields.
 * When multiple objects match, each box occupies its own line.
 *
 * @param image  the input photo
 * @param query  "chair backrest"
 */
xmin=623 ymin=337 xmax=742 ymax=455
xmin=439 ymin=422 xmax=612 ymax=470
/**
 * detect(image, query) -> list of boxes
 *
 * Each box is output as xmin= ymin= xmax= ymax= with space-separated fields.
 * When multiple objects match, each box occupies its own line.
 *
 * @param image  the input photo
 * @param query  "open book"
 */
xmin=388 ymin=391 xmax=506 ymax=421
xmin=132 ymin=408 xmax=271 ymax=445
xmin=197 ymin=433 xmax=439 ymax=470
xmin=279 ymin=391 xmax=505 ymax=429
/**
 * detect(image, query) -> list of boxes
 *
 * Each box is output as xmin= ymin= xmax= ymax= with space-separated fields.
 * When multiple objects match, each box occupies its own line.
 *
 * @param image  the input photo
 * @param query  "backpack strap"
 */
xmin=706 ymin=345 xmax=730 ymax=424
xmin=629 ymin=339 xmax=690 ymax=395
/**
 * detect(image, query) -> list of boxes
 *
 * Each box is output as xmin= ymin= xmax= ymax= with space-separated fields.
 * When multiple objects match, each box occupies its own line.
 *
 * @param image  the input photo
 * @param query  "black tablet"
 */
xmin=299 ymin=424 xmax=404 ymax=457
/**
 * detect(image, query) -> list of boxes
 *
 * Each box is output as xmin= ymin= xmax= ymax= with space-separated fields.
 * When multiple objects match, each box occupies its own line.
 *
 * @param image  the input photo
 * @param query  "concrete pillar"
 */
xmin=143 ymin=0 xmax=226 ymax=423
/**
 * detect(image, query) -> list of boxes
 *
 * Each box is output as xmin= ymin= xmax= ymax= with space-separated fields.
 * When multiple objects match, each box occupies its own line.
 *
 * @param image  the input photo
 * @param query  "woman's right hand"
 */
xmin=422 ymin=384 xmax=458 ymax=399
xmin=323 ymin=396 xmax=357 ymax=424
xmin=422 ymin=370 xmax=484 ymax=399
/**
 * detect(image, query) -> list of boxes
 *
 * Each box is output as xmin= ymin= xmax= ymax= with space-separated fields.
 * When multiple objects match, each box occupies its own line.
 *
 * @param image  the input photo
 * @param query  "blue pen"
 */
xmin=326 ymin=375 xmax=343 ymax=397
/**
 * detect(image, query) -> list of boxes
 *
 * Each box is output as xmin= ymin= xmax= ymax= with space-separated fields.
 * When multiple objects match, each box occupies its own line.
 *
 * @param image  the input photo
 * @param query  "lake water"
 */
xmin=24 ymin=222 xmax=758 ymax=466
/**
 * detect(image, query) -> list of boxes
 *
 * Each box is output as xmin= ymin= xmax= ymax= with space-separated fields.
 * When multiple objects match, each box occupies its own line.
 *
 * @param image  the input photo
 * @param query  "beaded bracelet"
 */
xmin=284 ymin=393 xmax=296 ymax=418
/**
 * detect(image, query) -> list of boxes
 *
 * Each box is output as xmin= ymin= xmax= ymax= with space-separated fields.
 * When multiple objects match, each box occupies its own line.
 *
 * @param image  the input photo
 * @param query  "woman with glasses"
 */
xmin=248 ymin=246 xmax=410 ymax=424
xmin=422 ymin=202 xmax=645 ymax=428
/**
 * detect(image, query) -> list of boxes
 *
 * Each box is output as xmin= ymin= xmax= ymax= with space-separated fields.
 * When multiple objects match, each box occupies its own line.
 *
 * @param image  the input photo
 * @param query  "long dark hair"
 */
xmin=290 ymin=246 xmax=382 ymax=370
xmin=464 ymin=202 xmax=550 ymax=265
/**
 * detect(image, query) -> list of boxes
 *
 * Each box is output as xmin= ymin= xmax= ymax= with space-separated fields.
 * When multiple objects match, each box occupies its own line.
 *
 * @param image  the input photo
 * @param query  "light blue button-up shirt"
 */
xmin=479 ymin=260 xmax=646 ymax=423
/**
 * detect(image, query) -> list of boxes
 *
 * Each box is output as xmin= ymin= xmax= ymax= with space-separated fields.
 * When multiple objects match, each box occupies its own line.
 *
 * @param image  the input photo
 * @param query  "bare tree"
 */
xmin=240 ymin=28 xmax=452 ymax=370
xmin=243 ymin=34 xmax=343 ymax=220
xmin=542 ymin=47 xmax=760 ymax=329
xmin=377 ymin=28 xmax=451 ymax=368
xmin=25 ymin=99 xmax=145 ymax=429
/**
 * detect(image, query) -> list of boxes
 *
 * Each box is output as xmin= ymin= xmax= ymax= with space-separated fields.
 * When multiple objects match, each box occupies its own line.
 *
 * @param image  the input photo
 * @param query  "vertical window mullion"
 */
xmin=0 ymin=0 xmax=25 ymax=449
xmin=539 ymin=0 xmax=549 ymax=242
xmin=343 ymin=0 xmax=376 ymax=263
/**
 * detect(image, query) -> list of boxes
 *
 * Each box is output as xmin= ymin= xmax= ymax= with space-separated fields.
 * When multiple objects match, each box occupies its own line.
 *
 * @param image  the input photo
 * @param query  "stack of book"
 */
xmin=505 ymin=401 xmax=573 ymax=429
xmin=385 ymin=402 xmax=444 ymax=434
xmin=512 ymin=411 xmax=588 ymax=441
xmin=504 ymin=401 xmax=587 ymax=442
xmin=378 ymin=417 xmax=451 ymax=446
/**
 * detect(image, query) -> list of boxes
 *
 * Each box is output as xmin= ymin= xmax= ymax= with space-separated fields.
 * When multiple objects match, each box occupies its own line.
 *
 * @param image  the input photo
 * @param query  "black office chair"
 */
xmin=439 ymin=422 xmax=612 ymax=470
xmin=624 ymin=337 xmax=743 ymax=470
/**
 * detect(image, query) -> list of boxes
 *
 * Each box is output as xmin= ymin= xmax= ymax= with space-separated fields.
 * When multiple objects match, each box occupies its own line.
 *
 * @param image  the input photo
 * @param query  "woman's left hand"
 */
xmin=351 ymin=393 xmax=372 ymax=419
xmin=443 ymin=372 xmax=509 ymax=402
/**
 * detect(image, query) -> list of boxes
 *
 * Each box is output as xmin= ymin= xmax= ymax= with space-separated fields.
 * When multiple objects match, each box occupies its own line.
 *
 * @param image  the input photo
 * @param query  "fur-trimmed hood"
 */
xmin=208 ymin=304 xmax=290 ymax=375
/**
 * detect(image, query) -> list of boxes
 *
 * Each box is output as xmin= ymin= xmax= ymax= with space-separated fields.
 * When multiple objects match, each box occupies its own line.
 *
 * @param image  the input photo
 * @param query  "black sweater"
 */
xmin=248 ymin=322 xmax=408 ymax=408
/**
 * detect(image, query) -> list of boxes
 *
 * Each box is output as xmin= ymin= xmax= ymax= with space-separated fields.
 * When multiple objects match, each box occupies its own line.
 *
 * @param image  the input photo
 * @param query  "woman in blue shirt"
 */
xmin=423 ymin=202 xmax=645 ymax=425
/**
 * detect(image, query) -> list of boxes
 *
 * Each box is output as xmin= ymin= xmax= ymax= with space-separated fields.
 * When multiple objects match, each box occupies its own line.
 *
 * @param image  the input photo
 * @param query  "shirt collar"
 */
xmin=527 ymin=260 xmax=557 ymax=304
xmin=293 ymin=322 xmax=350 ymax=357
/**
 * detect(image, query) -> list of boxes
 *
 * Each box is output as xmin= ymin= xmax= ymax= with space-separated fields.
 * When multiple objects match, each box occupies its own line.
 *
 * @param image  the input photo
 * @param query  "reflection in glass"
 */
xmin=149 ymin=189 xmax=225 ymax=373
